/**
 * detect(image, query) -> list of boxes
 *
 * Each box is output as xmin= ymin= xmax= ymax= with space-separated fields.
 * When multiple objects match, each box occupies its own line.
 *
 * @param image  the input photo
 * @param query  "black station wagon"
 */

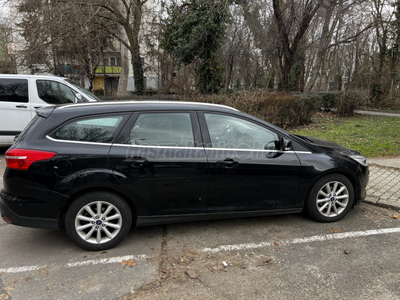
xmin=0 ymin=101 xmax=369 ymax=250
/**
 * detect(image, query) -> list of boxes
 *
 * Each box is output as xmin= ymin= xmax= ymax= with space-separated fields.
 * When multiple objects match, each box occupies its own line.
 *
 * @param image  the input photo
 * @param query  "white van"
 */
xmin=0 ymin=74 xmax=99 ymax=146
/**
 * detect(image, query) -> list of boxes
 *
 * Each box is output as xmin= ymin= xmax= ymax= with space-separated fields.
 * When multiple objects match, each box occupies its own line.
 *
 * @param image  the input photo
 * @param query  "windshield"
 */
xmin=64 ymin=79 xmax=100 ymax=101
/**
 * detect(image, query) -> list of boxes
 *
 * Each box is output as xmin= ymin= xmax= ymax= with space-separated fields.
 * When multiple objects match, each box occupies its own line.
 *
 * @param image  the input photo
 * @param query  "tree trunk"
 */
xmin=225 ymin=55 xmax=234 ymax=92
xmin=117 ymin=42 xmax=129 ymax=98
xmin=131 ymin=0 xmax=145 ymax=94
xmin=272 ymin=0 xmax=322 ymax=91
xmin=306 ymin=2 xmax=337 ymax=92
xmin=132 ymin=53 xmax=144 ymax=93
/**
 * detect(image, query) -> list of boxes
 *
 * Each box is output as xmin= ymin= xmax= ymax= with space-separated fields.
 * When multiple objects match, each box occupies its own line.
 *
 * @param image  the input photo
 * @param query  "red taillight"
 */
xmin=5 ymin=149 xmax=57 ymax=170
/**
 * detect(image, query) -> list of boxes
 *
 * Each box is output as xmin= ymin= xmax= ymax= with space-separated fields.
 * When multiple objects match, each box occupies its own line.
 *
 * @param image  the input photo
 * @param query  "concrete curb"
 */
xmin=364 ymin=196 xmax=400 ymax=212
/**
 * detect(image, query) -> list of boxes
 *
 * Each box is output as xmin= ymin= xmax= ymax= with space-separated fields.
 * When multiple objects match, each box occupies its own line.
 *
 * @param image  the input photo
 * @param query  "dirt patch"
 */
xmin=121 ymin=246 xmax=278 ymax=300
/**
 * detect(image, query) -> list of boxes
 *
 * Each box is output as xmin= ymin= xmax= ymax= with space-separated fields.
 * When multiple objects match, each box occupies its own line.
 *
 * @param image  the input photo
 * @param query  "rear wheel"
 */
xmin=306 ymin=174 xmax=354 ymax=222
xmin=65 ymin=192 xmax=132 ymax=251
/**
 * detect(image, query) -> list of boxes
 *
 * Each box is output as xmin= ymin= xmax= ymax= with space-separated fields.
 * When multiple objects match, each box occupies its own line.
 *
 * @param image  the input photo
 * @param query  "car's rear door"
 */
xmin=199 ymin=112 xmax=301 ymax=212
xmin=109 ymin=111 xmax=208 ymax=216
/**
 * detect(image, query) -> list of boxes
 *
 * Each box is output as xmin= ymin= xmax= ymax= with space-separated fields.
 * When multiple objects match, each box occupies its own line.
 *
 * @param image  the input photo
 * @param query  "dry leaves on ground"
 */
xmin=121 ymin=259 xmax=136 ymax=267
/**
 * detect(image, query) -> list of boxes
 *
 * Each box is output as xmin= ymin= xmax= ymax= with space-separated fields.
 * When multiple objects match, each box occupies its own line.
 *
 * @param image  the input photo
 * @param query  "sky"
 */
xmin=0 ymin=0 xmax=10 ymax=22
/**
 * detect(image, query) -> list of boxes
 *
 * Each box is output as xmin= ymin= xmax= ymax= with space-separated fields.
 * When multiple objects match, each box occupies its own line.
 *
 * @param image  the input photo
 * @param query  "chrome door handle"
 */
xmin=123 ymin=157 xmax=148 ymax=167
xmin=217 ymin=158 xmax=238 ymax=169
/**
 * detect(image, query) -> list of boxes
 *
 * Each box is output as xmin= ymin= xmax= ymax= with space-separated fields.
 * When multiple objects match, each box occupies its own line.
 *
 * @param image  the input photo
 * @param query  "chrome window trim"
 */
xmin=112 ymin=143 xmax=200 ymax=150
xmin=204 ymin=148 xmax=311 ymax=154
xmin=110 ymin=143 xmax=312 ymax=153
xmin=46 ymin=135 xmax=112 ymax=146
xmin=46 ymin=136 xmax=313 ymax=154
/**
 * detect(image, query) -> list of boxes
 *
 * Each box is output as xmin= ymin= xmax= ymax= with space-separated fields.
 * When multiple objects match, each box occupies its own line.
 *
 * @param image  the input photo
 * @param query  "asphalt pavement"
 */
xmin=355 ymin=109 xmax=400 ymax=117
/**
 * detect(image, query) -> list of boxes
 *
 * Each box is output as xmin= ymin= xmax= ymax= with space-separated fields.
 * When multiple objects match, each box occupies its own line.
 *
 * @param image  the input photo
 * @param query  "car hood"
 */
xmin=296 ymin=135 xmax=361 ymax=155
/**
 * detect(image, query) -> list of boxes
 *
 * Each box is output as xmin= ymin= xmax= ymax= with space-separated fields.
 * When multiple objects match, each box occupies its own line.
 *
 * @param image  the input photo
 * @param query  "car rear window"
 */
xmin=0 ymin=78 xmax=29 ymax=103
xmin=51 ymin=115 xmax=126 ymax=143
xmin=17 ymin=115 xmax=46 ymax=142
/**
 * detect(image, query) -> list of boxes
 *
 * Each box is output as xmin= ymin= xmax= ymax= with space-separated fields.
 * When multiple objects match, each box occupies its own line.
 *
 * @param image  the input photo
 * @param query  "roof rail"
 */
xmin=57 ymin=100 xmax=239 ymax=111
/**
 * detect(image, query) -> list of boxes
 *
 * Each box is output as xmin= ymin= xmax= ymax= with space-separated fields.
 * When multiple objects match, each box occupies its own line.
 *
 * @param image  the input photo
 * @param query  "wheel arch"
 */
xmin=60 ymin=187 xmax=138 ymax=229
xmin=303 ymin=169 xmax=360 ymax=209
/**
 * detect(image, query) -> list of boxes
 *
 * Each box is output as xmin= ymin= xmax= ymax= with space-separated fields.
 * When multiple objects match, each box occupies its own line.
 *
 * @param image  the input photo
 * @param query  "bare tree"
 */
xmin=272 ymin=0 xmax=323 ymax=90
xmin=77 ymin=0 xmax=152 ymax=94
xmin=14 ymin=0 xmax=113 ymax=88
xmin=0 ymin=9 xmax=16 ymax=74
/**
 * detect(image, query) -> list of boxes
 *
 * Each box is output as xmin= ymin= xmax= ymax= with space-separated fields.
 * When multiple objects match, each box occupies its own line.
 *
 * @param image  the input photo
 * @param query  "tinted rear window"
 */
xmin=51 ymin=115 xmax=126 ymax=143
xmin=0 ymin=79 xmax=29 ymax=103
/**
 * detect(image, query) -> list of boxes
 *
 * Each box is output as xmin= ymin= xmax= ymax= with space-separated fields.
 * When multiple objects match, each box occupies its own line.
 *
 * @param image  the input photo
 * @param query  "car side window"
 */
xmin=37 ymin=80 xmax=76 ymax=104
xmin=52 ymin=115 xmax=124 ymax=143
xmin=0 ymin=79 xmax=29 ymax=103
xmin=204 ymin=113 xmax=279 ymax=150
xmin=130 ymin=113 xmax=194 ymax=147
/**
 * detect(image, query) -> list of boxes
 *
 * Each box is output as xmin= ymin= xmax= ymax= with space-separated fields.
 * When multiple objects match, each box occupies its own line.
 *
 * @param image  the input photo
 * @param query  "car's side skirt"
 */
xmin=136 ymin=208 xmax=303 ymax=227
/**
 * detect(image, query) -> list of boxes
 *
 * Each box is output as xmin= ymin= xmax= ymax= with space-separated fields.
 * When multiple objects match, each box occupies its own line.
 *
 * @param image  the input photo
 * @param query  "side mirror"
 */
xmin=75 ymin=93 xmax=82 ymax=103
xmin=281 ymin=137 xmax=292 ymax=151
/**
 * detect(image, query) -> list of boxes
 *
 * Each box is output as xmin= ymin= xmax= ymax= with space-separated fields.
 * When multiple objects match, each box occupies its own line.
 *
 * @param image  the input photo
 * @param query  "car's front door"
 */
xmin=33 ymin=79 xmax=77 ymax=107
xmin=199 ymin=112 xmax=301 ymax=212
xmin=109 ymin=111 xmax=208 ymax=216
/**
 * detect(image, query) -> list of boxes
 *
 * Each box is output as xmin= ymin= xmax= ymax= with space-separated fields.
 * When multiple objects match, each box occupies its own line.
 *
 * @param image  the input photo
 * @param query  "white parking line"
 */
xmin=202 ymin=227 xmax=400 ymax=253
xmin=2 ymin=227 xmax=400 ymax=274
xmin=0 ymin=254 xmax=149 ymax=274
xmin=66 ymin=254 xmax=149 ymax=267
xmin=0 ymin=265 xmax=47 ymax=274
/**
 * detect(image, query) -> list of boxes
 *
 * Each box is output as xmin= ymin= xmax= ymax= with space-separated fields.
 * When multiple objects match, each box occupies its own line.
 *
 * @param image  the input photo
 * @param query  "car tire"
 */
xmin=306 ymin=174 xmax=354 ymax=223
xmin=65 ymin=192 xmax=132 ymax=251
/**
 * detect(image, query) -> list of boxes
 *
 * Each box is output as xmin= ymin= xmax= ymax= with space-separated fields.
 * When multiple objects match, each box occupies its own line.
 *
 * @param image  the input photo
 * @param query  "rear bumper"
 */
xmin=0 ymin=192 xmax=59 ymax=229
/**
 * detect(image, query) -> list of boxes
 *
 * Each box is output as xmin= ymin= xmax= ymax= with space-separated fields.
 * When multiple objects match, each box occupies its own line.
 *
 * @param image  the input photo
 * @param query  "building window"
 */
xmin=110 ymin=57 xmax=116 ymax=66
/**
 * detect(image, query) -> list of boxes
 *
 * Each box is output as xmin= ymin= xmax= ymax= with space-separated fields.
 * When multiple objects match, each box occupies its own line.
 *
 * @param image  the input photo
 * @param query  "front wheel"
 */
xmin=65 ymin=192 xmax=132 ymax=251
xmin=306 ymin=174 xmax=354 ymax=222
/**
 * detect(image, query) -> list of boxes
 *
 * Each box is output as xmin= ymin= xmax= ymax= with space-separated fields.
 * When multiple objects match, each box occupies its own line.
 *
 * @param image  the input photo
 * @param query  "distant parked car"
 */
xmin=0 ymin=101 xmax=369 ymax=250
xmin=0 ymin=74 xmax=99 ymax=146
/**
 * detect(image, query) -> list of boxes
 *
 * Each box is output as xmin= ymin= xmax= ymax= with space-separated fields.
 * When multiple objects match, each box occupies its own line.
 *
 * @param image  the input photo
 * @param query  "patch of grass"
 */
xmin=289 ymin=113 xmax=400 ymax=158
